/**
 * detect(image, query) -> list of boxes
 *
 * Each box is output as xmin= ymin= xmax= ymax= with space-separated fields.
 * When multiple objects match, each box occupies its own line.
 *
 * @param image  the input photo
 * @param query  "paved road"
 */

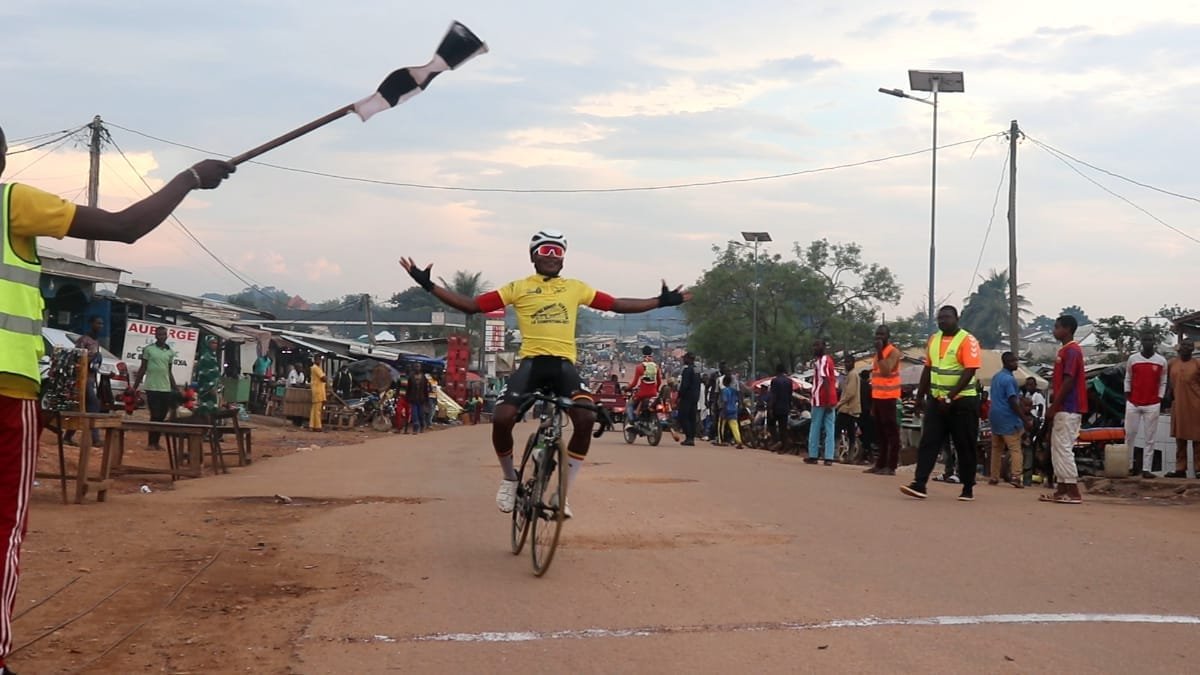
xmin=173 ymin=423 xmax=1200 ymax=673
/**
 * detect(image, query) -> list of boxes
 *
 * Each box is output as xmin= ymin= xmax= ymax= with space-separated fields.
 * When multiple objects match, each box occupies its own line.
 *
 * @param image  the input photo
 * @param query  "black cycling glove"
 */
xmin=657 ymin=283 xmax=685 ymax=307
xmin=408 ymin=264 xmax=436 ymax=292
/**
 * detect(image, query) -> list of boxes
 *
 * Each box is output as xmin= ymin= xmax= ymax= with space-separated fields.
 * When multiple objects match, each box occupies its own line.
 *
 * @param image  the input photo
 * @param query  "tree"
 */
xmin=1093 ymin=315 xmax=1170 ymax=363
xmin=387 ymin=286 xmax=440 ymax=312
xmin=959 ymin=269 xmax=1032 ymax=348
xmin=685 ymin=239 xmax=900 ymax=377
xmin=886 ymin=311 xmax=929 ymax=350
xmin=1059 ymin=305 xmax=1091 ymax=326
xmin=1157 ymin=304 xmax=1196 ymax=322
xmin=439 ymin=270 xmax=491 ymax=368
xmin=1028 ymin=314 xmax=1056 ymax=333
xmin=225 ymin=286 xmax=291 ymax=314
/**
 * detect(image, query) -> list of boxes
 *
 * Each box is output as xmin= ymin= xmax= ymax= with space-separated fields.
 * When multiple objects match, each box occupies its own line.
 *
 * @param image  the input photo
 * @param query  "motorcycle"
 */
xmin=624 ymin=399 xmax=664 ymax=446
xmin=369 ymin=390 xmax=398 ymax=432
xmin=342 ymin=392 xmax=382 ymax=429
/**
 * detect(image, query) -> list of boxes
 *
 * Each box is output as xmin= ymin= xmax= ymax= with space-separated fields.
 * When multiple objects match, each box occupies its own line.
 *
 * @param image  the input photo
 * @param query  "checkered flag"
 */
xmin=230 ymin=21 xmax=488 ymax=165
xmin=353 ymin=21 xmax=489 ymax=121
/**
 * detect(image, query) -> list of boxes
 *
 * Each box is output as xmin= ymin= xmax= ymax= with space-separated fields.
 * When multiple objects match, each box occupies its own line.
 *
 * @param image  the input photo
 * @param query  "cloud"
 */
xmin=850 ymin=12 xmax=912 ymax=38
xmin=304 ymin=257 xmax=342 ymax=281
xmin=573 ymin=77 xmax=788 ymax=118
xmin=927 ymin=10 xmax=975 ymax=28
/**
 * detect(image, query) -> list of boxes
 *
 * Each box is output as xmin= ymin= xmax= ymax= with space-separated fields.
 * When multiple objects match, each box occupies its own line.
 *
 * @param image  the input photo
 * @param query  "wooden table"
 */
xmin=116 ymin=420 xmax=213 ymax=480
xmin=39 ymin=412 xmax=123 ymax=504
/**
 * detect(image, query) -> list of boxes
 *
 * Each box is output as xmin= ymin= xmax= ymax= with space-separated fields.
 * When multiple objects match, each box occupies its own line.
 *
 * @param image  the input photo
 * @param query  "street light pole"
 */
xmin=752 ymin=239 xmax=760 ymax=379
xmin=878 ymin=70 xmax=964 ymax=332
xmin=740 ymin=231 xmax=772 ymax=379
xmin=928 ymin=77 xmax=938 ymax=334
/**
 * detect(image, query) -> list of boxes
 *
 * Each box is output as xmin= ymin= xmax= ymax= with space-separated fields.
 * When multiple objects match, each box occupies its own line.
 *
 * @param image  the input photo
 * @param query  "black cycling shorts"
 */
xmin=499 ymin=356 xmax=593 ymax=406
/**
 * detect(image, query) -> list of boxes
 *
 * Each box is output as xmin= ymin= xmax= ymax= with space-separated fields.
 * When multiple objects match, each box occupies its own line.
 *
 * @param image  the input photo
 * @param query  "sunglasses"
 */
xmin=534 ymin=244 xmax=565 ymax=258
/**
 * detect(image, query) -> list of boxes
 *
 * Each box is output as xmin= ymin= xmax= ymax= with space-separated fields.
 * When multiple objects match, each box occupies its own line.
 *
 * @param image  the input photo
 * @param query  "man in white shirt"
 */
xmin=1125 ymin=331 xmax=1168 ymax=477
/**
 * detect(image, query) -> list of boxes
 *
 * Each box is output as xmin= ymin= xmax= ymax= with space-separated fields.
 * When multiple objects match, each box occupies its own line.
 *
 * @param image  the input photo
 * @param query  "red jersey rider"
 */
xmin=629 ymin=346 xmax=663 ymax=420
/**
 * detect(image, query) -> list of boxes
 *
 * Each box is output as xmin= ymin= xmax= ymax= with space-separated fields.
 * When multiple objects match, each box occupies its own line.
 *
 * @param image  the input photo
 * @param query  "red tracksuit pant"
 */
xmin=0 ymin=395 xmax=38 ymax=666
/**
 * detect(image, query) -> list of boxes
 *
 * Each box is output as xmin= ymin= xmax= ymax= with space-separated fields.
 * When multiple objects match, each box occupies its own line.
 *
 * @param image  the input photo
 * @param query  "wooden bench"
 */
xmin=40 ymin=412 xmax=122 ymax=504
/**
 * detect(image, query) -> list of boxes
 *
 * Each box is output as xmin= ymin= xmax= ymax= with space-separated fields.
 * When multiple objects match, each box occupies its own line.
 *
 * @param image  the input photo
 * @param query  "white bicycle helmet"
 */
xmin=529 ymin=229 xmax=568 ymax=253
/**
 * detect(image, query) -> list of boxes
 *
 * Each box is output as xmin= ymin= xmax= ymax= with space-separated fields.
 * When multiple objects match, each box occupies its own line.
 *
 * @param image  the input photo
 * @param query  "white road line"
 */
xmin=377 ymin=613 xmax=1200 ymax=644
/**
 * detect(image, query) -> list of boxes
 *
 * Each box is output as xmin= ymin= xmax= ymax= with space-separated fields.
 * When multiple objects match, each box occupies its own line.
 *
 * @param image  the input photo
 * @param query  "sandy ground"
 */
xmin=13 ymin=419 xmax=1200 ymax=674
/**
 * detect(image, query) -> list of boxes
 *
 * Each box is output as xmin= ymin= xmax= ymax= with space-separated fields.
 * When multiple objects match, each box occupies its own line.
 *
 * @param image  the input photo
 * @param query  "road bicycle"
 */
xmin=510 ymin=388 xmax=613 ymax=576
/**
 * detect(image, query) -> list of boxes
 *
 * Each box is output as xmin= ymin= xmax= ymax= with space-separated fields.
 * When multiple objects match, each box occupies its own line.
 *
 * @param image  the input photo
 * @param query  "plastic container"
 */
xmin=1104 ymin=443 xmax=1129 ymax=478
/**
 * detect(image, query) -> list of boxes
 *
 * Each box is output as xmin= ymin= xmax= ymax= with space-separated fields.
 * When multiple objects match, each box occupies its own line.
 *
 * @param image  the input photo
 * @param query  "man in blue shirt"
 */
xmin=989 ymin=351 xmax=1032 ymax=488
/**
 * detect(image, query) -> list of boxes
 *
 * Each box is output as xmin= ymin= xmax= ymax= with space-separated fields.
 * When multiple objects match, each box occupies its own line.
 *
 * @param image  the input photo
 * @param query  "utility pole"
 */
xmin=363 ymin=293 xmax=376 ymax=350
xmin=85 ymin=115 xmax=104 ymax=261
xmin=1007 ymin=120 xmax=1020 ymax=356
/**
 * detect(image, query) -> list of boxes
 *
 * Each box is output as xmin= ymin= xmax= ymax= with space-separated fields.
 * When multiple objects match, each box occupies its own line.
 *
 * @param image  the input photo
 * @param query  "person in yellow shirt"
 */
xmin=400 ymin=229 xmax=691 ymax=519
xmin=0 ymin=124 xmax=232 ymax=674
xmin=309 ymin=356 xmax=328 ymax=431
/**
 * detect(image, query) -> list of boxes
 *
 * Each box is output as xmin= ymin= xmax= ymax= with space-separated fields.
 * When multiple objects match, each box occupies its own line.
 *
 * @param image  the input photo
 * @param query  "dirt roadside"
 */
xmin=13 ymin=420 xmax=1200 ymax=674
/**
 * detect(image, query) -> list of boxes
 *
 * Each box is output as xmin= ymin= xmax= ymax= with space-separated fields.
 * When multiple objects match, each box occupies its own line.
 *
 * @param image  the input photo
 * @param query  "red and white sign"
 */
xmin=123 ymin=319 xmax=200 ymax=385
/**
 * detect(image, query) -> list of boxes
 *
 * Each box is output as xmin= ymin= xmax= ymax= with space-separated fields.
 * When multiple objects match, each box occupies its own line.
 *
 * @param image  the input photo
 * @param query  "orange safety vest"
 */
xmin=871 ymin=344 xmax=901 ymax=400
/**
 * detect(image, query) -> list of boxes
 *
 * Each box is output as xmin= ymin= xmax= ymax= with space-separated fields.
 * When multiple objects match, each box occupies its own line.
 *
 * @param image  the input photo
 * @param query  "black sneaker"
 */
xmin=1141 ymin=471 xmax=1155 ymax=479
xmin=957 ymin=487 xmax=975 ymax=501
xmin=803 ymin=457 xmax=818 ymax=464
xmin=823 ymin=460 xmax=834 ymax=466
xmin=1165 ymin=470 xmax=1188 ymax=478
xmin=900 ymin=482 xmax=927 ymax=499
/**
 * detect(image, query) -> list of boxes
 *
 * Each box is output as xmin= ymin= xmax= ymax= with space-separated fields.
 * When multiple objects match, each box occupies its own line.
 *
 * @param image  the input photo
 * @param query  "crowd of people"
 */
xmin=613 ymin=306 xmax=1199 ymax=506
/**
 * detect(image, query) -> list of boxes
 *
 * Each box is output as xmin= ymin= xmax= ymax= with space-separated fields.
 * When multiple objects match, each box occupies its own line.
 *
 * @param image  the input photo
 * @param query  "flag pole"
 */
xmin=230 ymin=104 xmax=355 ymax=166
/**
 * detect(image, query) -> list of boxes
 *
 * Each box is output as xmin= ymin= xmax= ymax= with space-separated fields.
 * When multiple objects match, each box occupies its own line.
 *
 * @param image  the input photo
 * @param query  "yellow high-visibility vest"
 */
xmin=928 ymin=330 xmax=977 ymax=399
xmin=0 ymin=183 xmax=46 ymax=389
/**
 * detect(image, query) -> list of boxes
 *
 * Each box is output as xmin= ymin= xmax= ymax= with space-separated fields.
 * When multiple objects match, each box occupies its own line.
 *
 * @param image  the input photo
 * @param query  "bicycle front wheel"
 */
xmin=530 ymin=437 xmax=567 ymax=576
xmin=511 ymin=433 xmax=537 ymax=555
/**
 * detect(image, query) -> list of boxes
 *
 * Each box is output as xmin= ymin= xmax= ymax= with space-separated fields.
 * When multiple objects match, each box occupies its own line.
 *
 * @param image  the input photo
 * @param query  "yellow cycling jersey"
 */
xmin=496 ymin=275 xmax=599 ymax=364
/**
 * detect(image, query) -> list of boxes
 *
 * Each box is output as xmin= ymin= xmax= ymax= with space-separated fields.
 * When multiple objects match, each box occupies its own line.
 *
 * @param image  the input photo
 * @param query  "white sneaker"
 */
xmin=496 ymin=479 xmax=517 ymax=513
xmin=550 ymin=492 xmax=573 ymax=519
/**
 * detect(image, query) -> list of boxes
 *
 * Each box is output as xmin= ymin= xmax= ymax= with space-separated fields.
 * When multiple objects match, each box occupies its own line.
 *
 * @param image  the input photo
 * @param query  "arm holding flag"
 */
xmin=229 ymin=21 xmax=487 ymax=166
xmin=67 ymin=159 xmax=233 ymax=243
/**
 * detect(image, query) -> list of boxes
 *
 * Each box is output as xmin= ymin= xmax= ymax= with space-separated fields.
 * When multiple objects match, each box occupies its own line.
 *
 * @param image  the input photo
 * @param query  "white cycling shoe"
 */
xmin=496 ymin=479 xmax=518 ymax=513
xmin=550 ymin=492 xmax=573 ymax=519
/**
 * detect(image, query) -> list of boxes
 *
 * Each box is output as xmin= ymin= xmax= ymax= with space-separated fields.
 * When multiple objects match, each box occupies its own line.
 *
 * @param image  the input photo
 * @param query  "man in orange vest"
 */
xmin=865 ymin=325 xmax=903 ymax=475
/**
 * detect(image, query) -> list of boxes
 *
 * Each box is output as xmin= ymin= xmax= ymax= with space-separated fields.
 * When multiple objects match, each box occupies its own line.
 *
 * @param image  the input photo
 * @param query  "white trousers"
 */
xmin=1124 ymin=402 xmax=1161 ymax=471
xmin=1051 ymin=412 xmax=1082 ymax=484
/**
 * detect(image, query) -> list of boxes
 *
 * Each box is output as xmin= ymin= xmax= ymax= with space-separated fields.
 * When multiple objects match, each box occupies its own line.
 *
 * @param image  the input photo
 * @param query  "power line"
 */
xmin=3 ymin=127 xmax=86 ymax=156
xmin=1024 ymin=134 xmax=1200 ymax=205
xmin=106 ymin=120 xmax=1007 ymax=194
xmin=963 ymin=151 xmax=1010 ymax=301
xmin=105 ymin=132 xmax=277 ymax=297
xmin=4 ymin=133 xmax=79 ymax=180
xmin=1029 ymin=139 xmax=1200 ymax=246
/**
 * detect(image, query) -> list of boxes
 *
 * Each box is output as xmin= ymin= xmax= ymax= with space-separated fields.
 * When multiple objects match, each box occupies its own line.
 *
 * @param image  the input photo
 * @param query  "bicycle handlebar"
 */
xmin=513 ymin=391 xmax=615 ymax=438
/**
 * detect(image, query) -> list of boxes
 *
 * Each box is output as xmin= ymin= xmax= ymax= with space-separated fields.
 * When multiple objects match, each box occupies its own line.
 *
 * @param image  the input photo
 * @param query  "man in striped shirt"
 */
xmin=1125 ymin=330 xmax=1167 ymax=477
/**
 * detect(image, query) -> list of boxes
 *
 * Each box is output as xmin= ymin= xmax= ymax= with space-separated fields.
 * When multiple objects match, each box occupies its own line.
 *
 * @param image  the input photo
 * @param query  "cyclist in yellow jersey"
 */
xmin=400 ymin=229 xmax=691 ymax=517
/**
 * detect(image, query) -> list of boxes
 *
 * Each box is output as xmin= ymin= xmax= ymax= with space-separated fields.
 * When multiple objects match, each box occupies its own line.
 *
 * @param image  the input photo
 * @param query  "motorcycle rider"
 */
xmin=628 ymin=346 xmax=663 ymax=426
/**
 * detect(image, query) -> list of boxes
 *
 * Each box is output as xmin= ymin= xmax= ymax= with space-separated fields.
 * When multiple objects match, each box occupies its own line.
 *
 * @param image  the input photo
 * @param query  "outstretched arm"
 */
xmin=399 ymin=257 xmax=483 ymax=314
xmin=610 ymin=280 xmax=693 ymax=314
xmin=67 ymin=159 xmax=234 ymax=244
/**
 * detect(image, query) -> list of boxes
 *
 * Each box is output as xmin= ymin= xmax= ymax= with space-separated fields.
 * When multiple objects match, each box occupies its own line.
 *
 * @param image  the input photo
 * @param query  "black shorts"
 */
xmin=499 ymin=356 xmax=592 ymax=406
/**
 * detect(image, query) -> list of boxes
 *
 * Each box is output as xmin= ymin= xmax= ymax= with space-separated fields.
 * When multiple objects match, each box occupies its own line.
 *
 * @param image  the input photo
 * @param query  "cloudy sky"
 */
xmin=4 ymin=1 xmax=1199 ymax=321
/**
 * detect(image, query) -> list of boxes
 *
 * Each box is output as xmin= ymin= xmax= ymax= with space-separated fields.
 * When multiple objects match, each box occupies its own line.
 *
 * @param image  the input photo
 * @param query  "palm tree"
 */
xmin=439 ymin=271 xmax=491 ymax=369
xmin=960 ymin=269 xmax=1031 ymax=348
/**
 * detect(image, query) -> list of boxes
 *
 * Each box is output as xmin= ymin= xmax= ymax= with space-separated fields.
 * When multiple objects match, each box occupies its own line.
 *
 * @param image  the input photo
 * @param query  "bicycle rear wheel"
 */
xmin=511 ymin=433 xmax=537 ymax=555
xmin=530 ymin=437 xmax=567 ymax=576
